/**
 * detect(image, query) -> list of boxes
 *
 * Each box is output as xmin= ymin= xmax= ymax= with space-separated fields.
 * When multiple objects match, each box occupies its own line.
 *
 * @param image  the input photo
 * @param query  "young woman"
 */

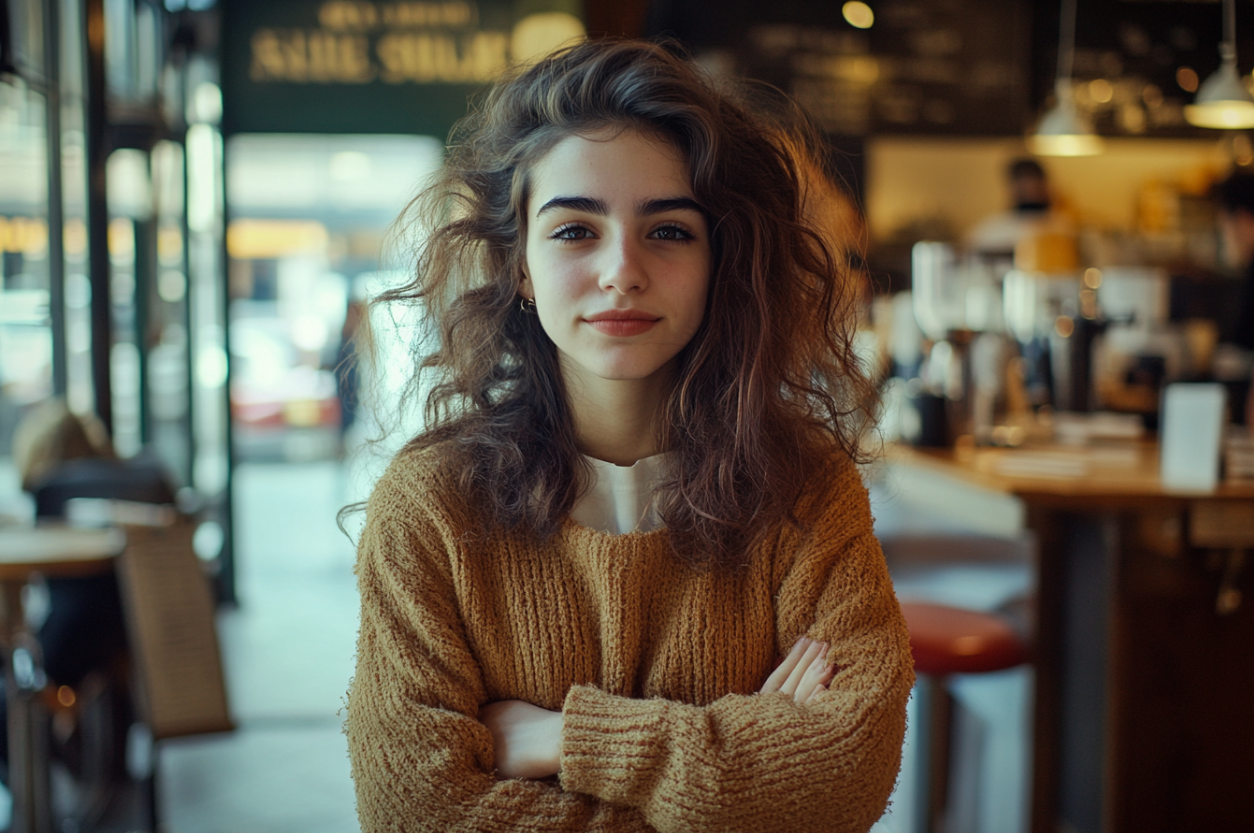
xmin=345 ymin=39 xmax=913 ymax=832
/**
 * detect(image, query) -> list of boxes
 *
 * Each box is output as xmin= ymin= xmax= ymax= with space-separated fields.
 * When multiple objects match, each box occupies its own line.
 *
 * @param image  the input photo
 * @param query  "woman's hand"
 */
xmin=478 ymin=700 xmax=564 ymax=780
xmin=759 ymin=636 xmax=835 ymax=705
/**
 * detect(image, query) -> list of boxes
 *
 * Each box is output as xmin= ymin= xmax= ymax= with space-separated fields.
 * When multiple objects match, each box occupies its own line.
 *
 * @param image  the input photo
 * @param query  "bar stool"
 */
xmin=900 ymin=601 xmax=1029 ymax=833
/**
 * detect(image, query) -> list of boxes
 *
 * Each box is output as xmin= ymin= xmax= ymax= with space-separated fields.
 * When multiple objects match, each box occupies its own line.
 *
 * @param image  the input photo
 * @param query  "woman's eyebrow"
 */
xmin=535 ymin=195 xmax=705 ymax=218
xmin=638 ymin=197 xmax=704 ymax=216
xmin=536 ymin=196 xmax=608 ymax=217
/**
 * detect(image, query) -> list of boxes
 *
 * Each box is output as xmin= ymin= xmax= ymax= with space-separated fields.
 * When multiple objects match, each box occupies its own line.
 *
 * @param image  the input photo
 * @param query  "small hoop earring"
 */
xmin=519 ymin=297 xmax=536 ymax=314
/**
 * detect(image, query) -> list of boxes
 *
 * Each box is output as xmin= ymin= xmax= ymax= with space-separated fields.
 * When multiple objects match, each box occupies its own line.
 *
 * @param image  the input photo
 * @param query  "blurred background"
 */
xmin=2 ymin=1 xmax=1254 ymax=832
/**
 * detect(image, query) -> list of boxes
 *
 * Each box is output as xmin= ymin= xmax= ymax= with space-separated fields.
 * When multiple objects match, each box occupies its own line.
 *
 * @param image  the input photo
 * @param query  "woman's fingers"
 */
xmin=779 ymin=640 xmax=826 ymax=697
xmin=759 ymin=636 xmax=811 ymax=694
xmin=804 ymin=682 xmax=828 ymax=705
xmin=759 ymin=636 xmax=835 ymax=704
xmin=793 ymin=657 xmax=836 ymax=705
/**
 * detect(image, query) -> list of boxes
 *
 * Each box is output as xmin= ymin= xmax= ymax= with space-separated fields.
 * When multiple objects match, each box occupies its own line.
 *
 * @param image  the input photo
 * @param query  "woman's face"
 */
xmin=521 ymin=128 xmax=711 ymax=387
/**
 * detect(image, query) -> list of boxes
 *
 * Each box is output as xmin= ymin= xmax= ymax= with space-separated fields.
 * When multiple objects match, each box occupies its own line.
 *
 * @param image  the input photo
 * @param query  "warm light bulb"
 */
xmin=1186 ymin=46 xmax=1254 ymax=130
xmin=1029 ymin=81 xmax=1104 ymax=156
xmin=842 ymin=2 xmax=874 ymax=29
xmin=1088 ymin=78 xmax=1113 ymax=103
xmin=1184 ymin=100 xmax=1254 ymax=129
xmin=1027 ymin=134 xmax=1105 ymax=157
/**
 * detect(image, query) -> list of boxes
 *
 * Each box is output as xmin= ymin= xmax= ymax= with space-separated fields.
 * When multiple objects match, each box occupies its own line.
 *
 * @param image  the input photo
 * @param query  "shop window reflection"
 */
xmin=150 ymin=139 xmax=192 ymax=483
xmin=105 ymin=145 xmax=153 ymax=458
xmin=103 ymin=0 xmax=163 ymax=103
xmin=224 ymin=133 xmax=442 ymax=464
xmin=186 ymin=109 xmax=230 ymax=502
xmin=0 ymin=76 xmax=53 ymax=459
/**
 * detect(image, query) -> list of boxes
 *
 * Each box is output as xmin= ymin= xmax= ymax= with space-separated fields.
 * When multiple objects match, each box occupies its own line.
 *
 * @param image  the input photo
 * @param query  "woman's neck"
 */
xmin=562 ymin=361 xmax=672 ymax=467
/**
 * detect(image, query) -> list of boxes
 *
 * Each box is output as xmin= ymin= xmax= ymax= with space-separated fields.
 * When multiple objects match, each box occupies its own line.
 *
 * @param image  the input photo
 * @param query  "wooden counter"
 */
xmin=892 ymin=442 xmax=1254 ymax=502
xmin=885 ymin=444 xmax=1254 ymax=833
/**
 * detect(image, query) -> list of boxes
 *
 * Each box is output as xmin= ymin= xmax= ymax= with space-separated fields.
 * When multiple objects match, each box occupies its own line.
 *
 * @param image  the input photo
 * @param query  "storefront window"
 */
xmin=0 ymin=78 xmax=52 ymax=471
xmin=104 ymin=0 xmax=163 ymax=103
xmin=224 ymin=133 xmax=442 ymax=463
xmin=150 ymin=138 xmax=193 ymax=483
xmin=107 ymin=149 xmax=152 ymax=457
xmin=60 ymin=0 xmax=93 ymax=419
xmin=1 ymin=0 xmax=218 ymax=545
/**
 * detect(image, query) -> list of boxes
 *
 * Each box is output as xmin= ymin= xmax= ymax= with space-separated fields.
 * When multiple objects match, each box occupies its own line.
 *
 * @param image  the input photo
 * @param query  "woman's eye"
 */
xmin=551 ymin=224 xmax=593 ymax=241
xmin=651 ymin=224 xmax=694 ymax=242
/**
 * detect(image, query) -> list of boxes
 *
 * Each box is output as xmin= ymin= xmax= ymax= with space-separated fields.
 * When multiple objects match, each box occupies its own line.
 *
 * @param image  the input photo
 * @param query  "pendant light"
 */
xmin=1184 ymin=0 xmax=1254 ymax=129
xmin=1028 ymin=0 xmax=1103 ymax=157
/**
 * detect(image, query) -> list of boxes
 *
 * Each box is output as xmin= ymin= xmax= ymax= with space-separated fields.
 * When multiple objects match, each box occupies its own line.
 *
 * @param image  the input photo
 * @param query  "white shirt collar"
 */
xmin=569 ymin=453 xmax=667 ymax=535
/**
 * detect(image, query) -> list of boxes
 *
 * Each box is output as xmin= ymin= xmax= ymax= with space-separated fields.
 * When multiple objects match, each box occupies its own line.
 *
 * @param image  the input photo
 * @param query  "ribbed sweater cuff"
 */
xmin=559 ymin=684 xmax=669 ymax=802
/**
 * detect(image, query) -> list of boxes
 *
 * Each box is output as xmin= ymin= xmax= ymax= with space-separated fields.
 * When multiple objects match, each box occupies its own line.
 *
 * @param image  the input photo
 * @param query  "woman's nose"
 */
xmin=598 ymin=235 xmax=648 ymax=294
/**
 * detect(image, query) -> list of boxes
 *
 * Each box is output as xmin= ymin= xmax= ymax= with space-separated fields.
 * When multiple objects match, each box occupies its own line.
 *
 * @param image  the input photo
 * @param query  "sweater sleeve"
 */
xmin=557 ymin=460 xmax=914 ymax=833
xmin=346 ymin=465 xmax=649 ymax=832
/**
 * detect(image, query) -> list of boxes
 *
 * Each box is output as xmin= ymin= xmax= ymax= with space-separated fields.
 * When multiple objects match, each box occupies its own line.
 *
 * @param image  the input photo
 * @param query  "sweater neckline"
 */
xmin=559 ymin=512 xmax=670 ymax=542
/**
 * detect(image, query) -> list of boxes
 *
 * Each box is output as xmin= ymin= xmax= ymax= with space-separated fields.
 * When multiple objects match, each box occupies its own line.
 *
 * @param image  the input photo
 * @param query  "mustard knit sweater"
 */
xmin=346 ymin=446 xmax=914 ymax=832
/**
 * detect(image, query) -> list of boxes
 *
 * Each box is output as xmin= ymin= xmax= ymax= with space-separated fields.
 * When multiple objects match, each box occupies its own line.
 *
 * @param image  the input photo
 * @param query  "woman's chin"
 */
xmin=559 ymin=353 xmax=679 ymax=387
xmin=589 ymin=367 xmax=671 ymax=384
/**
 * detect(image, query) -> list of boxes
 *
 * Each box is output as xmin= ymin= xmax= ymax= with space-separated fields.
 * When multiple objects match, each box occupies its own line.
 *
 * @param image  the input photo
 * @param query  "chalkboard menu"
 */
xmin=649 ymin=0 xmax=1254 ymax=140
xmin=647 ymin=0 xmax=1033 ymax=137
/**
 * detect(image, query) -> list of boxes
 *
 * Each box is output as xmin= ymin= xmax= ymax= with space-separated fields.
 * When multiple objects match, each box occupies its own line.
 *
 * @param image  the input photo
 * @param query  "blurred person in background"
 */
xmin=344 ymin=39 xmax=912 ymax=832
xmin=9 ymin=400 xmax=176 ymax=785
xmin=336 ymin=298 xmax=366 ymax=454
xmin=1212 ymin=171 xmax=1254 ymax=425
xmin=968 ymin=157 xmax=1070 ymax=258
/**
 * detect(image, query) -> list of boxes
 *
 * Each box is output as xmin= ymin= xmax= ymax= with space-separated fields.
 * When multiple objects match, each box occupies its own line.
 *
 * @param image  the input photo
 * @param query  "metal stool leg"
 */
xmin=913 ymin=674 xmax=956 ymax=833
xmin=6 ymin=633 xmax=53 ymax=833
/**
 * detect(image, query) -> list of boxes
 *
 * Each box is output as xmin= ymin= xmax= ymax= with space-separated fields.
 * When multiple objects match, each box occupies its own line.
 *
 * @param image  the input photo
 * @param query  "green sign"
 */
xmin=221 ymin=1 xmax=524 ymax=137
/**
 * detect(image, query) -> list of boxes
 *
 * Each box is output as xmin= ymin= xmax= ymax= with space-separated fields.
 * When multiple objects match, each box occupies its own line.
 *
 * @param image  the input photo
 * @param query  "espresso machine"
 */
xmin=1001 ymin=230 xmax=1119 ymax=414
xmin=910 ymin=241 xmax=1005 ymax=444
xmin=1003 ymin=267 xmax=1092 ymax=411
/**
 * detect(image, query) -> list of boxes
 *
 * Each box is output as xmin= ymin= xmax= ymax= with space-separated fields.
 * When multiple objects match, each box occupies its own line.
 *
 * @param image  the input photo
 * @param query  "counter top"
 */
xmin=888 ymin=442 xmax=1254 ymax=502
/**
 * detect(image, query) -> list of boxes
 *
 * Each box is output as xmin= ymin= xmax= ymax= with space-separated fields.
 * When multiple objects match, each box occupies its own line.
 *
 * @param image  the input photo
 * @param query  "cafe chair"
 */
xmin=900 ymin=601 xmax=1030 ymax=833
xmin=24 ymin=459 xmax=177 ymax=830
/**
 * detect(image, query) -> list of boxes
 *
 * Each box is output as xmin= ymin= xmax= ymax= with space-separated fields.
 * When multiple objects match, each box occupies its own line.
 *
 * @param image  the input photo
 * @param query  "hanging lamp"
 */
xmin=1184 ymin=0 xmax=1254 ymax=129
xmin=1028 ymin=0 xmax=1103 ymax=157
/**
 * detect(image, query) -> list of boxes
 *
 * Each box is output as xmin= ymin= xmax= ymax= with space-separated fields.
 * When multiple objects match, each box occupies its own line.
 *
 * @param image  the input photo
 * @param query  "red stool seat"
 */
xmin=901 ymin=601 xmax=1028 ymax=676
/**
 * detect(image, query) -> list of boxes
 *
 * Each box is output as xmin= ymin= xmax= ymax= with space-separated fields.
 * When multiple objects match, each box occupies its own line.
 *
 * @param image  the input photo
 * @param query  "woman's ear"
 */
xmin=519 ymin=271 xmax=534 ymax=301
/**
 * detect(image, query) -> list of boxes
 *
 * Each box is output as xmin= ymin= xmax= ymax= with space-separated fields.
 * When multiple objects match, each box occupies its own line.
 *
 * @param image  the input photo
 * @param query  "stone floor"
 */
xmin=158 ymin=460 xmax=362 ymax=833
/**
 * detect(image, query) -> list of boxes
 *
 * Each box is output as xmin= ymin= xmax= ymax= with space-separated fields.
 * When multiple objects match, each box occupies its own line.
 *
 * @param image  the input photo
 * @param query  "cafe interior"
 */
xmin=1 ymin=0 xmax=1252 ymax=831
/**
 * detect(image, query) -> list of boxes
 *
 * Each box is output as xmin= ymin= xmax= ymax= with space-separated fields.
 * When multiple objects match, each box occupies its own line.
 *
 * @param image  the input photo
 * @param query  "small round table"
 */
xmin=0 ymin=526 xmax=125 ymax=833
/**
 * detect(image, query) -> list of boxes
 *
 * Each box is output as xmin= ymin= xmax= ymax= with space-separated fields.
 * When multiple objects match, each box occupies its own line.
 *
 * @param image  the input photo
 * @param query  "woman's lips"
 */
xmin=584 ymin=312 xmax=659 ymax=336
xmin=589 ymin=318 xmax=662 ymax=336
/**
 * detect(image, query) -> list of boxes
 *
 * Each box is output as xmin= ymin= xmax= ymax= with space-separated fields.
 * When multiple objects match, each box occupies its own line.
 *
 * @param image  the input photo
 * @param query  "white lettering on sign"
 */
xmin=250 ymin=0 xmax=501 ymax=84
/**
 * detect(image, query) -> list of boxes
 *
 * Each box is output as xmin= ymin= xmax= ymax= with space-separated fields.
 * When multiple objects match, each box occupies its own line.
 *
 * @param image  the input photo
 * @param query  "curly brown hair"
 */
xmin=360 ymin=39 xmax=876 ymax=568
